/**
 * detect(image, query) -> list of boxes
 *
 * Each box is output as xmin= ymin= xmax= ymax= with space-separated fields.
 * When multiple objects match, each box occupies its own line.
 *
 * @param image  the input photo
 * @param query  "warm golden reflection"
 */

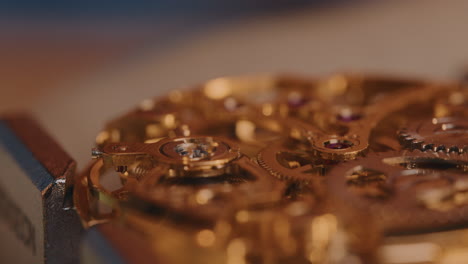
xmin=204 ymin=78 xmax=233 ymax=99
xmin=227 ymin=239 xmax=247 ymax=264
xmin=74 ymin=74 xmax=467 ymax=264
xmin=196 ymin=229 xmax=216 ymax=247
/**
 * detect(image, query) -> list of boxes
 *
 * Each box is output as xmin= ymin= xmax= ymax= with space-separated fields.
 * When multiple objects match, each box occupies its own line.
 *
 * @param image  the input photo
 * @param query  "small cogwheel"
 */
xmin=257 ymin=141 xmax=326 ymax=183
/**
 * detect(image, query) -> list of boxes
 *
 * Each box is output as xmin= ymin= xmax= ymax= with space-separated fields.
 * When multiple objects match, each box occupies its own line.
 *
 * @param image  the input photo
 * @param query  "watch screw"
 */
xmin=91 ymin=148 xmax=103 ymax=159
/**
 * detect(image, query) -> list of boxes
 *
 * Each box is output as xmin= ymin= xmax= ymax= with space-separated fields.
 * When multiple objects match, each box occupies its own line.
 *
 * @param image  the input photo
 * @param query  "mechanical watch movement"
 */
xmin=74 ymin=74 xmax=468 ymax=264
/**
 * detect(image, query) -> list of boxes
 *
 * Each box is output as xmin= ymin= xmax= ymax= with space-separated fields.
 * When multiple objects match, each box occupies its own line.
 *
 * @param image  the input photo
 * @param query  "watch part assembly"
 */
xmin=74 ymin=74 xmax=468 ymax=264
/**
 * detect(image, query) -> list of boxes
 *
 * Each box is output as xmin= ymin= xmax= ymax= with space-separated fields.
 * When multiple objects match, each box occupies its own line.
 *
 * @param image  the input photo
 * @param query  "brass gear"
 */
xmin=77 ymin=136 xmax=285 ymax=227
xmin=257 ymin=141 xmax=326 ymax=183
xmin=72 ymin=73 xmax=468 ymax=264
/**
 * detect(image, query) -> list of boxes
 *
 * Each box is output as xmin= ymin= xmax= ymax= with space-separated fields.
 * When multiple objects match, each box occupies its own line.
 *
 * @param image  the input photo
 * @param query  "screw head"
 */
xmin=91 ymin=148 xmax=103 ymax=159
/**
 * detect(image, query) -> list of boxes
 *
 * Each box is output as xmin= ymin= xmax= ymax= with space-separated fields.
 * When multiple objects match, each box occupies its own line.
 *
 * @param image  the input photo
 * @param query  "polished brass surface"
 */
xmin=74 ymin=74 xmax=468 ymax=263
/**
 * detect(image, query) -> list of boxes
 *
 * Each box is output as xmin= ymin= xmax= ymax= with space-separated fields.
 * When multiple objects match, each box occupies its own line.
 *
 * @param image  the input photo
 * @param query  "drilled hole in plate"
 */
xmin=324 ymin=139 xmax=354 ymax=150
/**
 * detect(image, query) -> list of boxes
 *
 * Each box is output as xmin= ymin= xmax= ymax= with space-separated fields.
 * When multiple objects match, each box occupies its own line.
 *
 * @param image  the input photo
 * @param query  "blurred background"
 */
xmin=1 ymin=0 xmax=468 ymax=168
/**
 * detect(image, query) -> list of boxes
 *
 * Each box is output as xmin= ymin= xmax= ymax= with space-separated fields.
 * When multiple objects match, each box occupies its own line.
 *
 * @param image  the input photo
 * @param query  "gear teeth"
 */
xmin=399 ymin=134 xmax=468 ymax=155
xmin=407 ymin=149 xmax=468 ymax=162
xmin=449 ymin=146 xmax=460 ymax=153
xmin=397 ymin=130 xmax=415 ymax=148
xmin=257 ymin=147 xmax=320 ymax=183
xmin=410 ymin=140 xmax=423 ymax=149
xmin=435 ymin=145 xmax=446 ymax=152
xmin=398 ymin=118 xmax=468 ymax=154
xmin=257 ymin=152 xmax=293 ymax=182
xmin=422 ymin=143 xmax=434 ymax=151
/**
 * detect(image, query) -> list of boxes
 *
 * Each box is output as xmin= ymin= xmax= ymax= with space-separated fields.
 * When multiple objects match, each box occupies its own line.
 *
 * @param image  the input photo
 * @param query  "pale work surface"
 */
xmin=4 ymin=0 xmax=468 ymax=168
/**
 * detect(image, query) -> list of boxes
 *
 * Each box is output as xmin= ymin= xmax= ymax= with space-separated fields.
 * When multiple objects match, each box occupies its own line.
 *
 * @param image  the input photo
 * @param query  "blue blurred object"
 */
xmin=0 ymin=0 xmax=321 ymax=18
